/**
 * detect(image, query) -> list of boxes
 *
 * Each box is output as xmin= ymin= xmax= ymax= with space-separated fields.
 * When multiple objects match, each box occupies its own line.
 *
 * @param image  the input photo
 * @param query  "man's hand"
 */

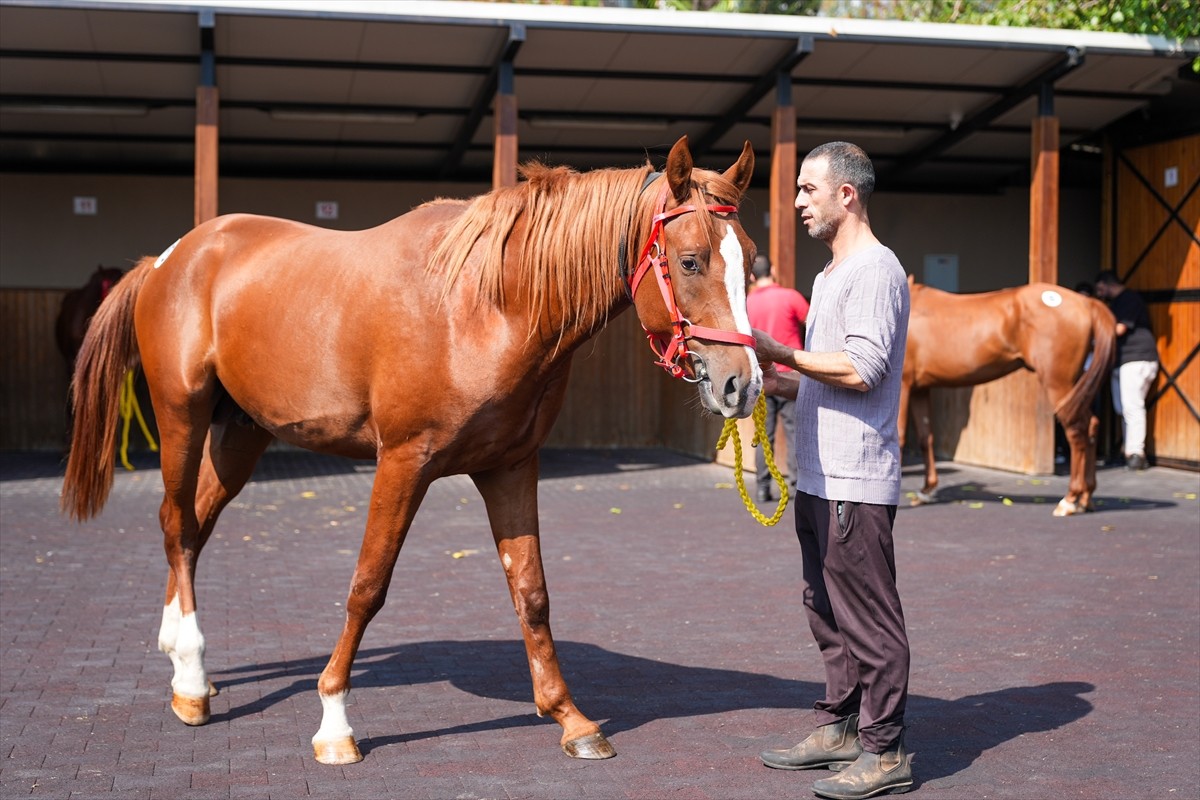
xmin=753 ymin=328 xmax=795 ymax=369
xmin=754 ymin=329 xmax=801 ymax=400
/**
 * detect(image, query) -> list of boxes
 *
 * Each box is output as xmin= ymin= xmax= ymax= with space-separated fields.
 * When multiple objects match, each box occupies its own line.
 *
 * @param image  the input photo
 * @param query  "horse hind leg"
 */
xmin=156 ymin=390 xmax=272 ymax=724
xmin=473 ymin=459 xmax=614 ymax=760
xmin=1053 ymin=411 xmax=1096 ymax=517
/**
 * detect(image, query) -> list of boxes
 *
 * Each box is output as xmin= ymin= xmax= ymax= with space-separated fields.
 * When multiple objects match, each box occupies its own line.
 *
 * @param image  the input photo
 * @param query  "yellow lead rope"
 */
xmin=119 ymin=369 xmax=158 ymax=470
xmin=715 ymin=393 xmax=789 ymax=526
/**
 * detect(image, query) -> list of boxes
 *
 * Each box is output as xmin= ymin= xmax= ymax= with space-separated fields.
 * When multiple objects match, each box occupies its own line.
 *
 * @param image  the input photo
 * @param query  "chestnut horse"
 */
xmin=61 ymin=137 xmax=760 ymax=765
xmin=54 ymin=265 xmax=125 ymax=368
xmin=900 ymin=279 xmax=1116 ymax=516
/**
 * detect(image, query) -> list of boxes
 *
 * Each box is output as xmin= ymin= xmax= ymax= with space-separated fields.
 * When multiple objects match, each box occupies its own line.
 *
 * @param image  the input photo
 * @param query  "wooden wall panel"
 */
xmin=931 ymin=370 xmax=1055 ymax=475
xmin=0 ymin=288 xmax=70 ymax=450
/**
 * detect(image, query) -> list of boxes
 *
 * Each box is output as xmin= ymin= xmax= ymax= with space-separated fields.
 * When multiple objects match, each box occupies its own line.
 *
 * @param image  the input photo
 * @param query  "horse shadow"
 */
xmin=901 ymin=478 xmax=1176 ymax=513
xmin=210 ymin=639 xmax=1093 ymax=783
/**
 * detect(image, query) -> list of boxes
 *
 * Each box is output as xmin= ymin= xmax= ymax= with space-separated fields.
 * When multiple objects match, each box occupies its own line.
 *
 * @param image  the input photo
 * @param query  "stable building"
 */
xmin=1 ymin=0 xmax=1196 ymax=470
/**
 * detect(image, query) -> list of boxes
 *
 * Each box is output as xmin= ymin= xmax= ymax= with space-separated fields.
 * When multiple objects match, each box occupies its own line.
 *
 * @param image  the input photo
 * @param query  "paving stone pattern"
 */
xmin=2 ymin=448 xmax=1198 ymax=799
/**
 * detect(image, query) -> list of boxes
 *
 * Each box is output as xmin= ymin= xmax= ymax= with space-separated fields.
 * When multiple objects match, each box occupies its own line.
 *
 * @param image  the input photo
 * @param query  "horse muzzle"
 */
xmin=693 ymin=350 xmax=762 ymax=419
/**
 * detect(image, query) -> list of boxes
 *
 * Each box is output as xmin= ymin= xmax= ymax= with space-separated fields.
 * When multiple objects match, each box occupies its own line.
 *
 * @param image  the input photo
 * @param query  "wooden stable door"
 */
xmin=1108 ymin=134 xmax=1200 ymax=469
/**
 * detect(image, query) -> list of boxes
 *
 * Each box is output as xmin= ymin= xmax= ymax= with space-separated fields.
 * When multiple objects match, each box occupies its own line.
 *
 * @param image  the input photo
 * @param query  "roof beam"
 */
xmin=882 ymin=47 xmax=1083 ymax=183
xmin=439 ymin=24 xmax=523 ymax=180
xmin=689 ymin=36 xmax=811 ymax=160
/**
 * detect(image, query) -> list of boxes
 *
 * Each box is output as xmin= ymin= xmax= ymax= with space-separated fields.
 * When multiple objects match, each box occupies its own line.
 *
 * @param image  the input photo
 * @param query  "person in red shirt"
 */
xmin=746 ymin=254 xmax=809 ymax=502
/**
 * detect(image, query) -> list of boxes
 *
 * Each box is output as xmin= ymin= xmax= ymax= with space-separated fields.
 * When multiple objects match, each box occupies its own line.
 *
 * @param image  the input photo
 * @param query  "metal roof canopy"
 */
xmin=1 ymin=0 xmax=1196 ymax=193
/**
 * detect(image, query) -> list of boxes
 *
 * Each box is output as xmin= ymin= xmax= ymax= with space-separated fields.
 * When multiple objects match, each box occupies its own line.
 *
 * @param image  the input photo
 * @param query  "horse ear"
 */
xmin=723 ymin=140 xmax=755 ymax=199
xmin=665 ymin=136 xmax=694 ymax=205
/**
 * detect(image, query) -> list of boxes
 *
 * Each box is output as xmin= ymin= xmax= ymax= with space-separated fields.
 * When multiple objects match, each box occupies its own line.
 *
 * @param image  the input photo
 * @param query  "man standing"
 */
xmin=746 ymin=254 xmax=809 ymax=503
xmin=753 ymin=142 xmax=912 ymax=800
xmin=1094 ymin=271 xmax=1159 ymax=470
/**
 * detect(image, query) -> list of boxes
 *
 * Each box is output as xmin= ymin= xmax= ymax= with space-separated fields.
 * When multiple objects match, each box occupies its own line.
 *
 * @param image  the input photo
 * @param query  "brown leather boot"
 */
xmin=811 ymin=733 xmax=912 ymax=799
xmin=759 ymin=713 xmax=862 ymax=770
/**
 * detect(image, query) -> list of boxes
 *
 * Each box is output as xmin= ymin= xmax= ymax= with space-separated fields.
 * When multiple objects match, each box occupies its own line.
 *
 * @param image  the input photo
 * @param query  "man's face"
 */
xmin=795 ymin=156 xmax=845 ymax=242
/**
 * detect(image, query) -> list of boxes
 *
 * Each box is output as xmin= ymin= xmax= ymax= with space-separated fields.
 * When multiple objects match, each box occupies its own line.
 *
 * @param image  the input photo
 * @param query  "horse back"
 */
xmin=907 ymin=281 xmax=1096 ymax=392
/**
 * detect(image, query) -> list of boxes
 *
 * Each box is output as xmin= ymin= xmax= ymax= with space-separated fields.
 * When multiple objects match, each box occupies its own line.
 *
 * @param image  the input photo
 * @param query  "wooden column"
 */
xmin=194 ymin=12 xmax=217 ymax=227
xmin=770 ymin=71 xmax=797 ymax=288
xmin=194 ymin=86 xmax=218 ymax=227
xmin=493 ymin=59 xmax=517 ymax=189
xmin=1029 ymin=83 xmax=1059 ymax=286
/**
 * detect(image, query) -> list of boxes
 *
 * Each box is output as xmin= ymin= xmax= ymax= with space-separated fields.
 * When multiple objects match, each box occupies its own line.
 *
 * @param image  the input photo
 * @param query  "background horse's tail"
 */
xmin=1054 ymin=297 xmax=1118 ymax=425
xmin=61 ymin=257 xmax=154 ymax=521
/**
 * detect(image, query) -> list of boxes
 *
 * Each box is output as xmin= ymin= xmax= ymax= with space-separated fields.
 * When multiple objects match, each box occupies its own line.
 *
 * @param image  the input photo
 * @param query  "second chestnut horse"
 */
xmin=901 ymin=279 xmax=1116 ymax=516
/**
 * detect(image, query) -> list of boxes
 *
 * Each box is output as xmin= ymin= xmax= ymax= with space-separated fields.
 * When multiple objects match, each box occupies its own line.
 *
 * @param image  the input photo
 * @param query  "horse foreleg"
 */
xmin=159 ymin=411 xmax=273 ymax=701
xmin=312 ymin=453 xmax=430 ymax=765
xmin=910 ymin=388 xmax=939 ymax=505
xmin=473 ymin=458 xmax=615 ymax=760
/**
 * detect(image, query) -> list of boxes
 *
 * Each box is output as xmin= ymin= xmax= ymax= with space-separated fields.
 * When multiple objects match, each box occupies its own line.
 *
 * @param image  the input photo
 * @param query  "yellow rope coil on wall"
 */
xmin=715 ymin=392 xmax=789 ymax=526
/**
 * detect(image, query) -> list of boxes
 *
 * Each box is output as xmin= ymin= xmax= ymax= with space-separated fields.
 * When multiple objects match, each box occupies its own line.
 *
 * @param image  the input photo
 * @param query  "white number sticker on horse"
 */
xmin=1041 ymin=290 xmax=1063 ymax=308
xmin=154 ymin=238 xmax=180 ymax=269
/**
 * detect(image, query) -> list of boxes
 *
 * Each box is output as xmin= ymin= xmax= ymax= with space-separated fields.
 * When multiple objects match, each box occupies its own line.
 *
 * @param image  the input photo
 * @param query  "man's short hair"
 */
xmin=1095 ymin=270 xmax=1120 ymax=287
xmin=805 ymin=141 xmax=875 ymax=207
xmin=751 ymin=254 xmax=772 ymax=280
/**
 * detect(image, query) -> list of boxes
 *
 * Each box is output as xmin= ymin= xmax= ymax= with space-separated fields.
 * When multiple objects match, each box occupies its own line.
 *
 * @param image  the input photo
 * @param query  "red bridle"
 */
xmin=627 ymin=184 xmax=756 ymax=381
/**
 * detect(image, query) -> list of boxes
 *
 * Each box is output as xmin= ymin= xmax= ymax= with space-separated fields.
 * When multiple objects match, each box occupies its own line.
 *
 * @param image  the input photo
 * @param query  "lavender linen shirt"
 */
xmin=792 ymin=244 xmax=910 ymax=505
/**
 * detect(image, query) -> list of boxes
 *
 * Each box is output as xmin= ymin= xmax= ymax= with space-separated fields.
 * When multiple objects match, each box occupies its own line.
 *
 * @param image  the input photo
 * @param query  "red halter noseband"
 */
xmin=627 ymin=183 xmax=756 ymax=381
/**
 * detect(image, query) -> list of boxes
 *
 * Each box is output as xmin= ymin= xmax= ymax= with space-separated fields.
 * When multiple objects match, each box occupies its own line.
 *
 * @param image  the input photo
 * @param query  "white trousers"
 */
xmin=1110 ymin=360 xmax=1158 ymax=457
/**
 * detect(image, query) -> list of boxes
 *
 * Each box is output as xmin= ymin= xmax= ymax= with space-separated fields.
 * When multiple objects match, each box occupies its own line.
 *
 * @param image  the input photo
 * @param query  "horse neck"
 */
xmin=507 ymin=166 xmax=653 ymax=355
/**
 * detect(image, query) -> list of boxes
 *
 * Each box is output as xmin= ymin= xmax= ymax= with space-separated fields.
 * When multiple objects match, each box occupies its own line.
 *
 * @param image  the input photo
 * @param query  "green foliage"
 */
xmin=828 ymin=0 xmax=1199 ymax=71
xmin=513 ymin=0 xmax=1198 ymax=69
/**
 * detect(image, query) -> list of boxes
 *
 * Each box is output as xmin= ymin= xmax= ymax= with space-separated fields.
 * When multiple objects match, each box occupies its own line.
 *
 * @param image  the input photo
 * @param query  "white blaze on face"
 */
xmin=718 ymin=223 xmax=761 ymax=381
xmin=719 ymin=224 xmax=752 ymax=336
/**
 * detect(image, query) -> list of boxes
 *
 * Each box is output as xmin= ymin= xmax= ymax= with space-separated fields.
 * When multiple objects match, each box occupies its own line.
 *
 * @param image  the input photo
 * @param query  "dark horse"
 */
xmin=55 ymin=265 xmax=125 ymax=368
xmin=61 ymin=137 xmax=760 ymax=764
xmin=900 ymin=279 xmax=1116 ymax=516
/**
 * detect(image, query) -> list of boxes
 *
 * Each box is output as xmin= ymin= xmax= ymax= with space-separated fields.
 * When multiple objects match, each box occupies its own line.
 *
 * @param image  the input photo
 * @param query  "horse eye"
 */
xmin=680 ymin=256 xmax=700 ymax=273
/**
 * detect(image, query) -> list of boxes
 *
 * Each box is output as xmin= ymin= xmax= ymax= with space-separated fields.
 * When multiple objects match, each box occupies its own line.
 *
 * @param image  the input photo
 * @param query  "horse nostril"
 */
xmin=723 ymin=375 xmax=739 ymax=402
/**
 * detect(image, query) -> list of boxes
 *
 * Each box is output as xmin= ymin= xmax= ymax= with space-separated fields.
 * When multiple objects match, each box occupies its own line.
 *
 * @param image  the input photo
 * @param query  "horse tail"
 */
xmin=61 ymin=257 xmax=154 ymax=521
xmin=1054 ymin=297 xmax=1117 ymax=424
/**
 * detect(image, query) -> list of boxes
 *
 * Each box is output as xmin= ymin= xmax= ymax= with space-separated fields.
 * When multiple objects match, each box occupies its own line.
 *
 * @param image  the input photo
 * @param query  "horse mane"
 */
xmin=425 ymin=159 xmax=742 ymax=334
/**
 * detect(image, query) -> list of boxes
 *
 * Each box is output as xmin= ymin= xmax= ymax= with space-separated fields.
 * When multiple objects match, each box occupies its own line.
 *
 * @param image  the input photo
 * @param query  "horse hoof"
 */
xmin=313 ymin=736 xmax=363 ymax=765
xmin=171 ymin=692 xmax=210 ymax=726
xmin=911 ymin=489 xmax=938 ymax=506
xmin=1053 ymin=499 xmax=1081 ymax=517
xmin=562 ymin=732 xmax=616 ymax=759
xmin=208 ymin=680 xmax=219 ymax=698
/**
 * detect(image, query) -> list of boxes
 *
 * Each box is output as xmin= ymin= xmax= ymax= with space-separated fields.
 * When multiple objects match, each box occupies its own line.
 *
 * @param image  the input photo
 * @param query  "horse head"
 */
xmin=629 ymin=135 xmax=760 ymax=419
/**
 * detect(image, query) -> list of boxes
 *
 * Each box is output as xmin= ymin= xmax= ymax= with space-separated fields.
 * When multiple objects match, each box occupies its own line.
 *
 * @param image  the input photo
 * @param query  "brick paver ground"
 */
xmin=2 ymin=447 xmax=1198 ymax=800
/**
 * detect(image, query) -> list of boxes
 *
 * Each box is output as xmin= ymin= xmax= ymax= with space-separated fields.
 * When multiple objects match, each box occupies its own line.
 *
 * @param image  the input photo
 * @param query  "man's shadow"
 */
xmin=213 ymin=639 xmax=1093 ymax=783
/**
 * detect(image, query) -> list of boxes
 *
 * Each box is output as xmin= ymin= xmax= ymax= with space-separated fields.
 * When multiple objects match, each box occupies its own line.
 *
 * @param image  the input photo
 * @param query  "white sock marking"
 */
xmin=158 ymin=595 xmax=181 ymax=655
xmin=169 ymin=611 xmax=208 ymax=699
xmin=313 ymin=691 xmax=355 ymax=744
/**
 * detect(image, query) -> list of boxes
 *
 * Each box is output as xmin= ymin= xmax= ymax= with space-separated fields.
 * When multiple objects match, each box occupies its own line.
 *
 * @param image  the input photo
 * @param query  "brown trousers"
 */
xmin=794 ymin=491 xmax=909 ymax=753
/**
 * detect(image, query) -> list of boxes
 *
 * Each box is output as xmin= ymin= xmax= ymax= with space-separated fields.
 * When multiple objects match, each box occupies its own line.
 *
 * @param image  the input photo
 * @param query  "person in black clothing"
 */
xmin=1094 ymin=271 xmax=1159 ymax=470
